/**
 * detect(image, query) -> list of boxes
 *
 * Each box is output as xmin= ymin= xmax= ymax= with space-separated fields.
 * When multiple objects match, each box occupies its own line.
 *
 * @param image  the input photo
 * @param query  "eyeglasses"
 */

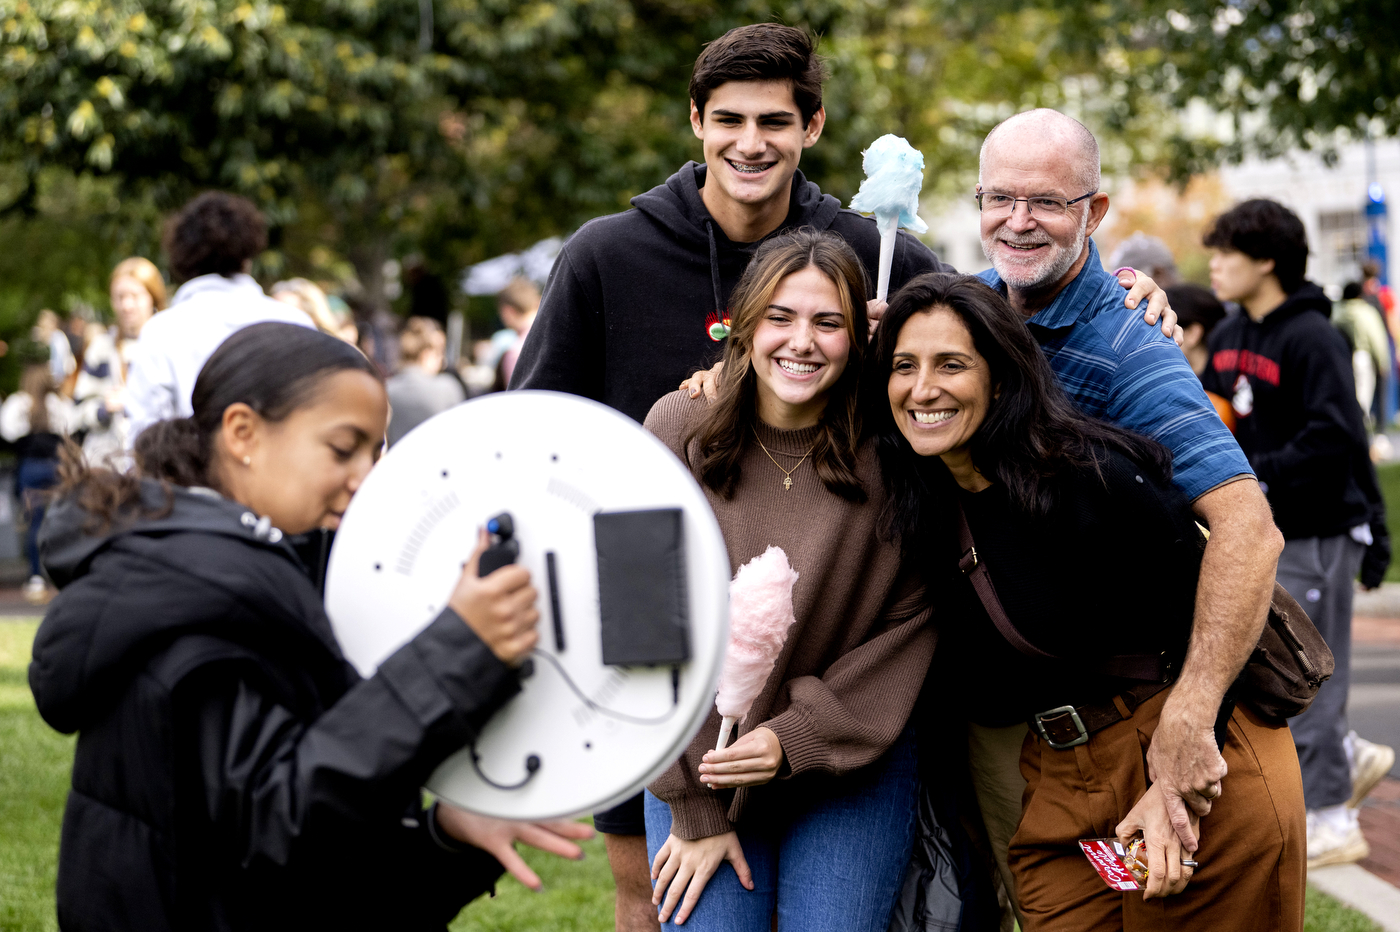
xmin=975 ymin=191 xmax=1097 ymax=217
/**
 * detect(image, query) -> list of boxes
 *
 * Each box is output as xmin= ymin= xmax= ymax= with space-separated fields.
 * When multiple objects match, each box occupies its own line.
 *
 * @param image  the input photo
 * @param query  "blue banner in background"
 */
xmin=1368 ymin=183 xmax=1389 ymax=286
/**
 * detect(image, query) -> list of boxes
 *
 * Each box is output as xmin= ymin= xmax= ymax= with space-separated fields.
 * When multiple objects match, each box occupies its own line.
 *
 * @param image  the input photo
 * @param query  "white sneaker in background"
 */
xmin=1347 ymin=733 xmax=1395 ymax=808
xmin=1307 ymin=808 xmax=1370 ymax=869
xmin=22 ymin=574 xmax=49 ymax=605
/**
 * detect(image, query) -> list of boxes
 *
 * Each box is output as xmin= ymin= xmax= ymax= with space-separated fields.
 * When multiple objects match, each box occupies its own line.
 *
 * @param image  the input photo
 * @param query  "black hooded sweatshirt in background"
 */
xmin=511 ymin=161 xmax=954 ymax=422
xmin=1202 ymin=283 xmax=1377 ymax=541
xmin=29 ymin=481 xmax=521 ymax=932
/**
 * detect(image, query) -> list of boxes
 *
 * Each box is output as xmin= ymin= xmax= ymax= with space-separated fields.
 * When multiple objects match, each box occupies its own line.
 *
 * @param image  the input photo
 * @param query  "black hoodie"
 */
xmin=511 ymin=161 xmax=953 ymax=422
xmin=1202 ymin=283 xmax=1376 ymax=540
xmin=29 ymin=481 xmax=520 ymax=932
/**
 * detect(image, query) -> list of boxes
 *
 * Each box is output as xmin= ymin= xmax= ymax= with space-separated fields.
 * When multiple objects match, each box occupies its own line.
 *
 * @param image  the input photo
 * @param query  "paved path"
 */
xmin=0 ymin=586 xmax=46 ymax=618
xmin=1351 ymin=628 xmax=1400 ymax=781
xmin=1358 ymin=777 xmax=1400 ymax=889
xmin=1333 ymin=613 xmax=1400 ymax=929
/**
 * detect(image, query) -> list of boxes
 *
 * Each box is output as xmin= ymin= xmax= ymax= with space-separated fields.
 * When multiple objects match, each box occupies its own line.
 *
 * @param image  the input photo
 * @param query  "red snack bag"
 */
xmin=1078 ymin=837 xmax=1145 ymax=892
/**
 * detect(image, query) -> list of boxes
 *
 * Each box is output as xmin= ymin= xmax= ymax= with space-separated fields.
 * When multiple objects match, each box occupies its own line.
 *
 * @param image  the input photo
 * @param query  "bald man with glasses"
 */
xmin=962 ymin=109 xmax=1301 ymax=931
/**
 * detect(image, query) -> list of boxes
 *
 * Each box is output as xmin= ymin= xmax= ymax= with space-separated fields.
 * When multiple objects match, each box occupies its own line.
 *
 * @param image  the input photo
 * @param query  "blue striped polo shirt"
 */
xmin=977 ymin=239 xmax=1253 ymax=500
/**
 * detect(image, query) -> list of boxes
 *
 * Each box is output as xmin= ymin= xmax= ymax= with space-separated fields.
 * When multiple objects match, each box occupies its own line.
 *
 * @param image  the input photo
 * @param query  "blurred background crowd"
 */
xmin=0 ymin=1 xmax=1394 ymax=585
xmin=0 ymin=189 xmax=544 ymax=605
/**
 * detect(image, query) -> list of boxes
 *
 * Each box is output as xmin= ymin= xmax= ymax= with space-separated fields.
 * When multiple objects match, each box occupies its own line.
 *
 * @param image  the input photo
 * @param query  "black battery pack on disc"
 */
xmin=323 ymin=391 xmax=730 ymax=821
xmin=595 ymin=508 xmax=690 ymax=666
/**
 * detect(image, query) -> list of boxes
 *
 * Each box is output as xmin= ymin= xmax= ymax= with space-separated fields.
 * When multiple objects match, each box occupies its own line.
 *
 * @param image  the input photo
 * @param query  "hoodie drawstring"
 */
xmin=704 ymin=219 xmax=724 ymax=319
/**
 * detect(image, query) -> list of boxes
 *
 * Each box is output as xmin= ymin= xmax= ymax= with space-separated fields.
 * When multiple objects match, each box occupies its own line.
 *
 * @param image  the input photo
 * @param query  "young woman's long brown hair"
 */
xmin=687 ymin=228 xmax=870 ymax=502
xmin=20 ymin=363 xmax=56 ymax=435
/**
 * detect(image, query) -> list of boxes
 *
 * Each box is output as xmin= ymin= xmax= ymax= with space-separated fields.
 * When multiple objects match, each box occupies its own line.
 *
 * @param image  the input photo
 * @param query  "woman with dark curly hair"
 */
xmin=124 ymin=192 xmax=314 ymax=440
xmin=873 ymin=273 xmax=1305 ymax=931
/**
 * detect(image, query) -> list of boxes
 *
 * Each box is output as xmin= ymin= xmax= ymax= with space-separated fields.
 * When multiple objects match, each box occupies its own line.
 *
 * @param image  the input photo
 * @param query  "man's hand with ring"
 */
xmin=1144 ymin=708 xmax=1227 ymax=853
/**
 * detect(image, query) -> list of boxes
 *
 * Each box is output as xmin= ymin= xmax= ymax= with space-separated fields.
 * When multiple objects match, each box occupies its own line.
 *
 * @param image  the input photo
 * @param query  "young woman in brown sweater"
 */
xmin=642 ymin=230 xmax=937 ymax=930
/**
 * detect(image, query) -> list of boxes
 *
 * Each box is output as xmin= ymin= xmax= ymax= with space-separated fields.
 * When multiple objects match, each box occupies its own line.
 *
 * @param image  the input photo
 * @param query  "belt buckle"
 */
xmin=1032 ymin=704 xmax=1089 ymax=750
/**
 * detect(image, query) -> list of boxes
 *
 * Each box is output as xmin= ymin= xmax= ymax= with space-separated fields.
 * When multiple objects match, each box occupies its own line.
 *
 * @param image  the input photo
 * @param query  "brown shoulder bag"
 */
xmin=956 ymin=503 xmax=1334 ymax=724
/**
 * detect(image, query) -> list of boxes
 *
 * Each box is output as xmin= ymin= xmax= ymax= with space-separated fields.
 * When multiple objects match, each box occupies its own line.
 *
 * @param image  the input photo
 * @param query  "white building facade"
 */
xmin=1218 ymin=138 xmax=1398 ymax=293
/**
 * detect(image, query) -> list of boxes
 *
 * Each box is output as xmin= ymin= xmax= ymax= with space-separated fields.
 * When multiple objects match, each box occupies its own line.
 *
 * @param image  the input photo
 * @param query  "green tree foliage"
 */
xmin=1043 ymin=0 xmax=1400 ymax=180
xmin=1 ymin=0 xmax=501 ymax=309
xmin=0 ymin=0 xmax=1187 ymax=324
xmin=0 ymin=0 xmax=1108 ymax=319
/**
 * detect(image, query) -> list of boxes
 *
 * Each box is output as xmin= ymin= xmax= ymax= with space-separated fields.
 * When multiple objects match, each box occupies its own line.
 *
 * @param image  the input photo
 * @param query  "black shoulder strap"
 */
xmin=956 ymin=501 xmax=1055 ymax=659
xmin=956 ymin=499 xmax=1169 ymax=682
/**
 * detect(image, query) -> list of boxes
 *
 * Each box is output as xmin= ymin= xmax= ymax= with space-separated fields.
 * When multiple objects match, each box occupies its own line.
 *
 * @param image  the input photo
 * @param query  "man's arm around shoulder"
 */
xmin=1143 ymin=476 xmax=1282 ymax=850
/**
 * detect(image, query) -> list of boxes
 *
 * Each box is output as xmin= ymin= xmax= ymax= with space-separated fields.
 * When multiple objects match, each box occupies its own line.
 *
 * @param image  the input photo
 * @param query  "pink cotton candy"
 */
xmin=716 ymin=546 xmax=799 ymax=723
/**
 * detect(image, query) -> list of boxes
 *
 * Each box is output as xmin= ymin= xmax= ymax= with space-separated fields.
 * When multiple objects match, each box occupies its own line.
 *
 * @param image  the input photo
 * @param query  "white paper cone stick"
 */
xmin=876 ymin=212 xmax=897 ymax=302
xmin=849 ymin=135 xmax=928 ymax=300
xmin=716 ymin=715 xmax=737 ymax=752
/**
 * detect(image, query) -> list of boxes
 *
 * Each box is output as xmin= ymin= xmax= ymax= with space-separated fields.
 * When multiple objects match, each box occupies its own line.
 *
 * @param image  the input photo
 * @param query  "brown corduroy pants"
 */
xmin=1009 ymin=687 xmax=1306 ymax=932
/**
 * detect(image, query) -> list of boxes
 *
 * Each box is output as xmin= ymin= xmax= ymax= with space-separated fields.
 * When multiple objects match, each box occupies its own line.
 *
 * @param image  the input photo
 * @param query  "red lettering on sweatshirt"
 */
xmin=1211 ymin=349 xmax=1280 ymax=387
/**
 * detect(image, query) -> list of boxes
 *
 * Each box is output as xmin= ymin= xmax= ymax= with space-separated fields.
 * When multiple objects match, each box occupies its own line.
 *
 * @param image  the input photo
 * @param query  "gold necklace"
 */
xmin=753 ymin=429 xmax=815 ymax=491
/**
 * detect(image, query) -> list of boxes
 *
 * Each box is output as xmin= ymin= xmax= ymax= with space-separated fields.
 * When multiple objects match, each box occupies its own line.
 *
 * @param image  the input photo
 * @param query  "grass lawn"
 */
xmin=0 ymin=618 xmax=1384 ymax=931
xmin=0 ymin=619 xmax=614 ymax=932
xmin=0 ymin=621 xmax=72 ymax=932
xmin=1376 ymin=461 xmax=1400 ymax=583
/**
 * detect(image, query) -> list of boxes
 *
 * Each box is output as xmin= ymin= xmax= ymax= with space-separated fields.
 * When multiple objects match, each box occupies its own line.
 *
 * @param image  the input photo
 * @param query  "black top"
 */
xmin=932 ymin=449 xmax=1202 ymax=726
xmin=510 ymin=161 xmax=954 ymax=423
xmin=14 ymin=431 xmax=62 ymax=461
xmin=30 ymin=481 xmax=521 ymax=931
xmin=1200 ymin=283 xmax=1372 ymax=540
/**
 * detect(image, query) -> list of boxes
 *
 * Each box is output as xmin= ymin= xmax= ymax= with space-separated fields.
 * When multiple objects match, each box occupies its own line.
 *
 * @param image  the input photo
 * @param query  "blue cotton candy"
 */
xmin=849 ymin=134 xmax=928 ymax=234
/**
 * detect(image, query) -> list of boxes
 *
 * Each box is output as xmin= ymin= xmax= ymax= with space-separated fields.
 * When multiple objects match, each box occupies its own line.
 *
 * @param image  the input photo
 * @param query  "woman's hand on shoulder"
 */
xmin=448 ymin=527 xmax=539 ymax=665
xmin=434 ymin=802 xmax=593 ymax=891
xmin=698 ymin=726 xmax=783 ymax=789
xmin=651 ymin=830 xmax=753 ymax=925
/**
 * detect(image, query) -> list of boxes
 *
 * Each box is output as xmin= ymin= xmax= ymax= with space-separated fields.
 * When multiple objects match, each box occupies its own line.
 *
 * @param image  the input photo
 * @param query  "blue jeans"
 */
xmin=17 ymin=457 xmax=58 ymax=578
xmin=644 ymin=729 xmax=918 ymax=932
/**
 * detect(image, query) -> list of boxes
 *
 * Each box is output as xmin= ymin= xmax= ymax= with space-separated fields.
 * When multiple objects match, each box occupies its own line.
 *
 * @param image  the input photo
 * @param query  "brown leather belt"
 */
xmin=1029 ymin=681 xmax=1171 ymax=750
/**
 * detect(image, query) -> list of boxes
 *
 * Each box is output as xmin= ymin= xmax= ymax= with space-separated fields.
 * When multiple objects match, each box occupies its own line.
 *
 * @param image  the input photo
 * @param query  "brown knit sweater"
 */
xmin=645 ymin=391 xmax=936 ymax=840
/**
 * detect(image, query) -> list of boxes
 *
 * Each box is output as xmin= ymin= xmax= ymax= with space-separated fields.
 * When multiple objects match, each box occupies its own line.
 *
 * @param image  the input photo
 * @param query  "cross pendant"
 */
xmin=783 ymin=477 xmax=793 ymax=490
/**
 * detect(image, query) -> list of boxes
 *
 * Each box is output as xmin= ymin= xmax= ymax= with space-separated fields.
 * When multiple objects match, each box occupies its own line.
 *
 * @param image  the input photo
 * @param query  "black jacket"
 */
xmin=511 ymin=161 xmax=954 ymax=422
xmin=1202 ymin=283 xmax=1375 ymax=540
xmin=29 ymin=481 xmax=522 ymax=932
xmin=939 ymin=448 xmax=1201 ymax=727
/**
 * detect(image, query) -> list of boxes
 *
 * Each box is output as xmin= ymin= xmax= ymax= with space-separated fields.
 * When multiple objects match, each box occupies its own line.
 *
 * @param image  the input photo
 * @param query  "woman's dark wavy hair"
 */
xmin=58 ymin=322 xmax=382 ymax=530
xmin=688 ymin=228 xmax=869 ymax=502
xmin=870 ymin=273 xmax=1172 ymax=547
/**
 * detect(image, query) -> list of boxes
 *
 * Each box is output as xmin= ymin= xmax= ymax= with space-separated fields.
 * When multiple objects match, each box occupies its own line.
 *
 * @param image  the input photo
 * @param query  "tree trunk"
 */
xmin=348 ymin=234 xmax=392 ymax=318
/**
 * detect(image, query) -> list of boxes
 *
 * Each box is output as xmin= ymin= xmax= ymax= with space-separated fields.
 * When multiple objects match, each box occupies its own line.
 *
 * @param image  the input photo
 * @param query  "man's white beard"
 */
xmin=983 ymin=213 xmax=1089 ymax=292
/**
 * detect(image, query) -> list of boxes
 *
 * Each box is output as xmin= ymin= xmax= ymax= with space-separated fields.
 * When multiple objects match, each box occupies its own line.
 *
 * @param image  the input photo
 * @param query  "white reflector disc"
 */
xmin=325 ymin=391 xmax=729 ymax=820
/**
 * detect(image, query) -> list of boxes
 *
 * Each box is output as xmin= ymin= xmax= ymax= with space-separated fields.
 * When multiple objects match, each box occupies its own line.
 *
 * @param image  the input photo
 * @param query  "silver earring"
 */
xmin=242 ymin=456 xmax=251 ymax=466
